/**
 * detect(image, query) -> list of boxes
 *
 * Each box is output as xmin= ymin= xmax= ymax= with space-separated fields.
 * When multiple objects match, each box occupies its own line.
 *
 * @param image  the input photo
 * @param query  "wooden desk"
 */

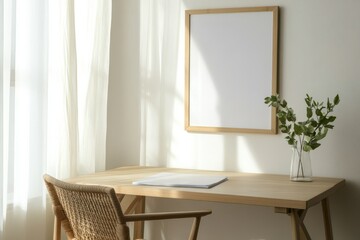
xmin=66 ymin=166 xmax=345 ymax=240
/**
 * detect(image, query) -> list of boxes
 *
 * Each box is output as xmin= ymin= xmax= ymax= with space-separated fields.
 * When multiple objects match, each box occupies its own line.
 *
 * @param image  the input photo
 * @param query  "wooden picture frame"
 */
xmin=185 ymin=6 xmax=279 ymax=134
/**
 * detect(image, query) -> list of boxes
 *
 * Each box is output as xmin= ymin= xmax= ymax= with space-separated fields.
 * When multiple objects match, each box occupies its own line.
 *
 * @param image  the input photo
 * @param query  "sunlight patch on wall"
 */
xmin=188 ymin=39 xmax=220 ymax=127
xmin=236 ymin=138 xmax=262 ymax=173
xmin=138 ymin=1 xmax=263 ymax=175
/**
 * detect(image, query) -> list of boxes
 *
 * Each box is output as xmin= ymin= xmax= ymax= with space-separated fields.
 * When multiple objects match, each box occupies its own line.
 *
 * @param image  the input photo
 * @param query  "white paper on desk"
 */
xmin=132 ymin=172 xmax=228 ymax=189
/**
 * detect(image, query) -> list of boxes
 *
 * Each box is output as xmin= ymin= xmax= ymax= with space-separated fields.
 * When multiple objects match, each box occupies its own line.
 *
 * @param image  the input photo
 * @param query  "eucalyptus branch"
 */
xmin=264 ymin=94 xmax=340 ymax=152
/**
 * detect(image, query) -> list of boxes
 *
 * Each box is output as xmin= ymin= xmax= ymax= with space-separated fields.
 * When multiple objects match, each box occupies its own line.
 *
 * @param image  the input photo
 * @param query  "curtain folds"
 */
xmin=139 ymin=0 xmax=184 ymax=167
xmin=0 ymin=0 xmax=112 ymax=239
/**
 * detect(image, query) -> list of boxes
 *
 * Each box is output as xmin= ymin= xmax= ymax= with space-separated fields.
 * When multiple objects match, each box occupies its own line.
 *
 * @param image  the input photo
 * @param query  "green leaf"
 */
xmin=310 ymin=142 xmax=321 ymax=150
xmin=303 ymin=143 xmax=312 ymax=152
xmin=315 ymin=109 xmax=323 ymax=117
xmin=277 ymin=111 xmax=285 ymax=117
xmin=328 ymin=116 xmax=336 ymax=122
xmin=306 ymin=107 xmax=313 ymax=118
xmin=327 ymin=98 xmax=330 ymax=110
xmin=278 ymin=112 xmax=286 ymax=124
xmin=271 ymin=102 xmax=279 ymax=107
xmin=306 ymin=125 xmax=315 ymax=134
xmin=322 ymin=117 xmax=330 ymax=125
xmin=294 ymin=124 xmax=303 ymax=135
xmin=310 ymin=120 xmax=318 ymax=127
xmin=334 ymin=94 xmax=340 ymax=105
xmin=280 ymin=125 xmax=288 ymax=133
xmin=279 ymin=117 xmax=286 ymax=125
xmin=305 ymin=94 xmax=312 ymax=107
xmin=286 ymin=110 xmax=296 ymax=122
xmin=315 ymin=128 xmax=328 ymax=140
xmin=288 ymin=138 xmax=295 ymax=145
xmin=270 ymin=95 xmax=278 ymax=102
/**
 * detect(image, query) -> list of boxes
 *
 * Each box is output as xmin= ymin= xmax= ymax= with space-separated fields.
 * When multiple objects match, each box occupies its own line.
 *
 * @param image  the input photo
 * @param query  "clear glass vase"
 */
xmin=290 ymin=146 xmax=312 ymax=182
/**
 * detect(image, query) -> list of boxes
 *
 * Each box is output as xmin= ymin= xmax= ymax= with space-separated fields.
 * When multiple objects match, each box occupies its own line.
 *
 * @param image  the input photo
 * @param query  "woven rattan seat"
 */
xmin=44 ymin=174 xmax=212 ymax=240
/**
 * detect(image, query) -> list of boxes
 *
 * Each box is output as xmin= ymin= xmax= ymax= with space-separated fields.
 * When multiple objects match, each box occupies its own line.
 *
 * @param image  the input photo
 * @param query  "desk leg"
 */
xmin=321 ymin=198 xmax=333 ymax=240
xmin=277 ymin=201 xmax=334 ymax=240
xmin=275 ymin=207 xmax=310 ymax=240
xmin=118 ymin=195 xmax=146 ymax=240
xmin=289 ymin=209 xmax=300 ymax=240
xmin=134 ymin=196 xmax=145 ymax=240
xmin=289 ymin=209 xmax=311 ymax=240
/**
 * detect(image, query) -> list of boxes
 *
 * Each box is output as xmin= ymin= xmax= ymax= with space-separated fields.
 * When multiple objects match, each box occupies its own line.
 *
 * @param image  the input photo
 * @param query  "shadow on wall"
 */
xmin=144 ymin=197 xmax=291 ymax=240
xmin=330 ymin=180 xmax=360 ymax=237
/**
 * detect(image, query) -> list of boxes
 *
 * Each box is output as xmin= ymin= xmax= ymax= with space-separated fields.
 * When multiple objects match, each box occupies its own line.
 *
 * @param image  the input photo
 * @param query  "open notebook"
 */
xmin=132 ymin=172 xmax=228 ymax=189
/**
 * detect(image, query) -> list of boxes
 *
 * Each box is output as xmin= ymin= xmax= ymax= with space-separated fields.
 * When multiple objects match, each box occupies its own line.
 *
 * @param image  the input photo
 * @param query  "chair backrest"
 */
xmin=44 ymin=174 xmax=130 ymax=240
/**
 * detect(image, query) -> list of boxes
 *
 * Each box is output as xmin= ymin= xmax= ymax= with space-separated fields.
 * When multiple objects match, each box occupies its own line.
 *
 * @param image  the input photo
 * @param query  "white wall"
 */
xmin=107 ymin=0 xmax=360 ymax=239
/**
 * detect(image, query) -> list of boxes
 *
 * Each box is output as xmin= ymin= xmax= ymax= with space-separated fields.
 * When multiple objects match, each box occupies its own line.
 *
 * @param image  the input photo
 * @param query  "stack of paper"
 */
xmin=132 ymin=172 xmax=228 ymax=189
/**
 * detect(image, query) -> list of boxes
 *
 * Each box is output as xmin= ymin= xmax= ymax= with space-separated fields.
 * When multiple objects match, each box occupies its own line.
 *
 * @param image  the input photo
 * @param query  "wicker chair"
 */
xmin=44 ymin=174 xmax=212 ymax=240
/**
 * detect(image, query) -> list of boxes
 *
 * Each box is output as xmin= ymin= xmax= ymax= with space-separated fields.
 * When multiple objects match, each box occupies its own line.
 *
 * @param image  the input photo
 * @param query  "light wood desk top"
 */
xmin=64 ymin=166 xmax=345 ymax=240
xmin=66 ymin=166 xmax=345 ymax=210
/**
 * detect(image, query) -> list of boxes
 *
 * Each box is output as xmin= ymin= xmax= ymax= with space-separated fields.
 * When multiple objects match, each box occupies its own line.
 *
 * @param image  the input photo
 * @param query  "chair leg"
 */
xmin=53 ymin=216 xmax=61 ymax=240
xmin=188 ymin=217 xmax=201 ymax=240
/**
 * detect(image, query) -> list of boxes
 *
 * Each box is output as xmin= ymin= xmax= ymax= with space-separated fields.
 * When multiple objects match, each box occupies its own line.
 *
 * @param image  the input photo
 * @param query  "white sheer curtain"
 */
xmin=0 ymin=0 xmax=112 ymax=239
xmin=139 ymin=0 xmax=183 ymax=167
